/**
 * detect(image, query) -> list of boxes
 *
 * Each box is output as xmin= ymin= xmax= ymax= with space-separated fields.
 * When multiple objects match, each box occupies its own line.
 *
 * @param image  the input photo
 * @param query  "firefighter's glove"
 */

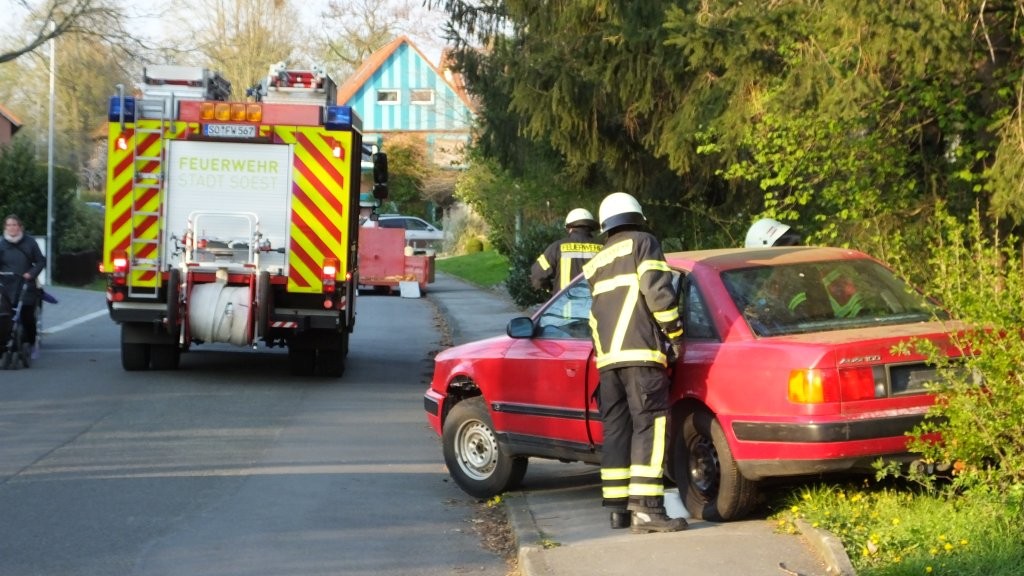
xmin=667 ymin=339 xmax=684 ymax=364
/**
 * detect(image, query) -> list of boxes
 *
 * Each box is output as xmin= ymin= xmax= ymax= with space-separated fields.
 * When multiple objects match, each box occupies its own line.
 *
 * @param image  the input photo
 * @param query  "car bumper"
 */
xmin=725 ymin=412 xmax=928 ymax=480
xmin=424 ymin=389 xmax=445 ymax=435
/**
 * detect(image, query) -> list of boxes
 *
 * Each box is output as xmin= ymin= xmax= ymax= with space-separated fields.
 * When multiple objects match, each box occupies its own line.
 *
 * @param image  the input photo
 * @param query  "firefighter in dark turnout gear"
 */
xmin=530 ymin=208 xmax=602 ymax=294
xmin=583 ymin=192 xmax=687 ymax=534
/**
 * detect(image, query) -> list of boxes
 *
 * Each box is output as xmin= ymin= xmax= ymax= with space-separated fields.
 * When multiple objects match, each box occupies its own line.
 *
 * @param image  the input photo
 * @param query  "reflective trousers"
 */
xmin=598 ymin=365 xmax=670 ymax=514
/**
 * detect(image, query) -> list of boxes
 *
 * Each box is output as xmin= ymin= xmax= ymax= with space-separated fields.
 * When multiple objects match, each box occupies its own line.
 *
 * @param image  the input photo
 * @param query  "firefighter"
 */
xmin=530 ymin=208 xmax=603 ymax=293
xmin=582 ymin=193 xmax=687 ymax=534
xmin=0 ymin=214 xmax=46 ymax=355
xmin=744 ymin=217 xmax=803 ymax=248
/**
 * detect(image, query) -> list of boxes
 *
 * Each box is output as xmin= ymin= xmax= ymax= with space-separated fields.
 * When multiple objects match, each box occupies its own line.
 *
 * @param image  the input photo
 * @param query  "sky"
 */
xmin=2 ymin=0 xmax=449 ymax=65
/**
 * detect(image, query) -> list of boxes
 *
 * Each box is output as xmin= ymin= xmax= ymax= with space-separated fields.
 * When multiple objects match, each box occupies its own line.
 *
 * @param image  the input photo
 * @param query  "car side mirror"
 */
xmin=507 ymin=317 xmax=535 ymax=339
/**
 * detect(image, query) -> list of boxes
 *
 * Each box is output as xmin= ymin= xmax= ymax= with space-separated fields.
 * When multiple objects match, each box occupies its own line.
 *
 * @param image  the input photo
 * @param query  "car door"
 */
xmin=498 ymin=280 xmax=601 ymax=455
xmin=673 ymin=273 xmax=721 ymax=403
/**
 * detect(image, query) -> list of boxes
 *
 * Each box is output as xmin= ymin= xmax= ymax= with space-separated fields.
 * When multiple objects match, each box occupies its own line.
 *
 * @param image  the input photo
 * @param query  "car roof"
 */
xmin=665 ymin=246 xmax=872 ymax=272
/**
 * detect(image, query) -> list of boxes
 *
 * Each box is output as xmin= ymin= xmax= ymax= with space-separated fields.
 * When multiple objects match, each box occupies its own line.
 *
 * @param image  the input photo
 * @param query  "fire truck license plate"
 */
xmin=204 ymin=124 xmax=257 ymax=138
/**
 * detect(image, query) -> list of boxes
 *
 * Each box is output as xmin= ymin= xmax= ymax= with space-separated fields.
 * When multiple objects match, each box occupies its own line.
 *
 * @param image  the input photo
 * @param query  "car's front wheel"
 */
xmin=442 ymin=397 xmax=528 ymax=499
xmin=674 ymin=407 xmax=759 ymax=521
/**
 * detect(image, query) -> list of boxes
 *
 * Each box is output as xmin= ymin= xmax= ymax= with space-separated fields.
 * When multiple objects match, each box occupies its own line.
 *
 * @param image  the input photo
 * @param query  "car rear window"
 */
xmin=721 ymin=259 xmax=944 ymax=337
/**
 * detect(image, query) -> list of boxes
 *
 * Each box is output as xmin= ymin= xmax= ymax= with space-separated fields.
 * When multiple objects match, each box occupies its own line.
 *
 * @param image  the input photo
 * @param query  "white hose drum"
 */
xmin=189 ymin=283 xmax=252 ymax=346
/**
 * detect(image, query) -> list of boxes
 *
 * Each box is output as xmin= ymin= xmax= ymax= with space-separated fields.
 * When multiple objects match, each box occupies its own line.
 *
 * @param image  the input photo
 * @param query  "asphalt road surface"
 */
xmin=0 ymin=292 xmax=506 ymax=576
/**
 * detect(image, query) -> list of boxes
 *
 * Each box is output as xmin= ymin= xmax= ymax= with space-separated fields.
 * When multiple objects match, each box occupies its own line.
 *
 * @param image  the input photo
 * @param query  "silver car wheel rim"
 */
xmin=455 ymin=419 xmax=498 ymax=480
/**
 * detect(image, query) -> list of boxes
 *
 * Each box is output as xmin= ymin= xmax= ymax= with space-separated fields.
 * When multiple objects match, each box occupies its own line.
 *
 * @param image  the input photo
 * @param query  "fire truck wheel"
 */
xmin=442 ymin=396 xmax=528 ymax=499
xmin=673 ymin=407 xmax=759 ymax=522
xmin=150 ymin=344 xmax=180 ymax=370
xmin=256 ymin=271 xmax=271 ymax=334
xmin=288 ymin=346 xmax=316 ymax=376
xmin=166 ymin=268 xmax=181 ymax=334
xmin=121 ymin=342 xmax=150 ymax=371
xmin=316 ymin=332 xmax=347 ymax=378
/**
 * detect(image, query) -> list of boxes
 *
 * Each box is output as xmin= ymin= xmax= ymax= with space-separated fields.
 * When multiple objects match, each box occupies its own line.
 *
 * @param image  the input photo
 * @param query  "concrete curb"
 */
xmin=504 ymin=492 xmax=553 ymax=576
xmin=795 ymin=518 xmax=857 ymax=575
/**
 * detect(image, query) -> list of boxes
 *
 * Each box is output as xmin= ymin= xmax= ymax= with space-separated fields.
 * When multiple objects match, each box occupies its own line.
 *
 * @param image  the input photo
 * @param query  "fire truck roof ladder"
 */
xmin=127 ymin=93 xmax=172 ymax=298
xmin=260 ymin=62 xmax=337 ymax=106
xmin=140 ymin=65 xmax=231 ymax=118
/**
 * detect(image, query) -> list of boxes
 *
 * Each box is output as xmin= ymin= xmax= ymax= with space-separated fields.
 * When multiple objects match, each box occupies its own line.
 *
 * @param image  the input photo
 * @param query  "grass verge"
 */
xmin=774 ymin=482 xmax=1024 ymax=575
xmin=436 ymin=250 xmax=509 ymax=288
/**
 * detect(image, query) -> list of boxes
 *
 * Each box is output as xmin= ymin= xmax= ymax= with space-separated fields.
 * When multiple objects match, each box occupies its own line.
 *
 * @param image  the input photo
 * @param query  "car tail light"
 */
xmin=788 ymin=369 xmax=839 ymax=404
xmin=322 ymin=258 xmax=338 ymax=293
xmin=839 ymin=366 xmax=886 ymax=400
xmin=111 ymin=250 xmax=129 ymax=286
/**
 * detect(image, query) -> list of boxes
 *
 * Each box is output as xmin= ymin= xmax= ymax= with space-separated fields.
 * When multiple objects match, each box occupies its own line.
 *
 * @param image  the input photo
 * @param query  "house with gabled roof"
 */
xmin=336 ymin=36 xmax=476 ymax=169
xmin=0 ymin=102 xmax=23 ymax=148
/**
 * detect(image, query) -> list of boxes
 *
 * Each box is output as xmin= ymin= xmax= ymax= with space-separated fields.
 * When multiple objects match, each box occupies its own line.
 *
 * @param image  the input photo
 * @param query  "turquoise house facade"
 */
xmin=337 ymin=36 xmax=476 ymax=168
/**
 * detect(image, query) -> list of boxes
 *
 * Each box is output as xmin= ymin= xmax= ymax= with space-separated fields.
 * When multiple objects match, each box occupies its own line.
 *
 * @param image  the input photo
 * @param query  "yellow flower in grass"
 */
xmin=891 ymin=518 xmax=900 ymax=526
xmin=944 ymin=543 xmax=953 ymax=552
xmin=790 ymin=505 xmax=799 ymax=513
xmin=926 ymin=567 xmax=933 ymax=573
xmin=959 ymin=539 xmax=968 ymax=546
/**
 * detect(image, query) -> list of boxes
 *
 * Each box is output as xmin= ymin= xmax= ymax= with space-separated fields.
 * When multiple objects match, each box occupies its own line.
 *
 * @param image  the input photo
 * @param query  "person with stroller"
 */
xmin=1 ymin=214 xmax=46 ymax=357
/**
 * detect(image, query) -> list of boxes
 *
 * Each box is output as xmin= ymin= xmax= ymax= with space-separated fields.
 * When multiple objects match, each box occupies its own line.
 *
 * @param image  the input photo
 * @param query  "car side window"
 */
xmin=535 ymin=281 xmax=593 ymax=340
xmin=378 ymin=219 xmax=403 ymax=229
xmin=405 ymin=218 xmax=431 ymax=231
xmin=682 ymin=277 xmax=719 ymax=341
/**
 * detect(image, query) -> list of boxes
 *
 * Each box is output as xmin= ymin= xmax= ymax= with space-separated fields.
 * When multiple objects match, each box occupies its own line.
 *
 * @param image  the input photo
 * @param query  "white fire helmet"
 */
xmin=564 ymin=208 xmax=597 ymax=229
xmin=744 ymin=217 xmax=794 ymax=248
xmin=598 ymin=192 xmax=646 ymax=234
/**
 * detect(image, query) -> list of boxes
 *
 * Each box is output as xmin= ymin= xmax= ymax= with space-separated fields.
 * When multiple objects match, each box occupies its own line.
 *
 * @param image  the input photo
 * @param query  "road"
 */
xmin=0 ymin=291 xmax=507 ymax=576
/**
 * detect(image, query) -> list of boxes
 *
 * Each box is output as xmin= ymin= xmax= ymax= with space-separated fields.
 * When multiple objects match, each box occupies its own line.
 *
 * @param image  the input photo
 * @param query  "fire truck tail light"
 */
xmin=200 ymin=102 xmax=215 ymax=120
xmin=111 ymin=250 xmax=129 ymax=286
xmin=788 ymin=369 xmax=839 ymax=404
xmin=108 ymin=95 xmax=136 ymax=122
xmin=322 ymin=258 xmax=338 ymax=293
xmin=116 ymin=136 xmax=129 ymax=150
xmin=214 ymin=103 xmax=231 ymax=121
xmin=230 ymin=103 xmax=246 ymax=121
xmin=332 ymin=146 xmax=342 ymax=158
xmin=246 ymin=104 xmax=262 ymax=122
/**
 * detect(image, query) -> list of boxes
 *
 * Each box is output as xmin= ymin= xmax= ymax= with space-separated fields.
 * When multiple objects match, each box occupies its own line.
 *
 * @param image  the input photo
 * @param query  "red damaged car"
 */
xmin=424 ymin=247 xmax=964 ymax=521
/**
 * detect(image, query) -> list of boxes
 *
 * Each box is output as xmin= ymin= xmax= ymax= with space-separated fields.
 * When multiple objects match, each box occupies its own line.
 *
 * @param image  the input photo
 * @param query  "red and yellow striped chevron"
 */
xmin=274 ymin=126 xmax=352 ymax=294
xmin=103 ymin=120 xmax=194 ymax=288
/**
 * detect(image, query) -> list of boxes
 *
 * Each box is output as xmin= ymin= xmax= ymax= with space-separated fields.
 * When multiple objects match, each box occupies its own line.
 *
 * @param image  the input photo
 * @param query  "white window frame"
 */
xmin=376 ymin=89 xmax=400 ymax=105
xmin=410 ymin=89 xmax=435 ymax=105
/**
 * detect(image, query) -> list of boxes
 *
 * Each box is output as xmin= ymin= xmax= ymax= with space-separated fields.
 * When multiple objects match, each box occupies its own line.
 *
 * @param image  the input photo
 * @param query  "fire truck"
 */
xmin=102 ymin=63 xmax=387 ymax=376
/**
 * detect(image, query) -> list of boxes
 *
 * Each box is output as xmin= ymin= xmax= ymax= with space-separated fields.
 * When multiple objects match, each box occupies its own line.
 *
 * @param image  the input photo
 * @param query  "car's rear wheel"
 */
xmin=442 ymin=396 xmax=527 ymax=498
xmin=674 ymin=407 xmax=758 ymax=521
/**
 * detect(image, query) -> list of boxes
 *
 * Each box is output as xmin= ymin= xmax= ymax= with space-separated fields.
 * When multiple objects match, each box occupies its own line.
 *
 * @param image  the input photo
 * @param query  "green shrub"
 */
xmin=503 ymin=223 xmax=562 ymax=308
xmin=464 ymin=237 xmax=484 ymax=253
xmin=892 ymin=207 xmax=1024 ymax=498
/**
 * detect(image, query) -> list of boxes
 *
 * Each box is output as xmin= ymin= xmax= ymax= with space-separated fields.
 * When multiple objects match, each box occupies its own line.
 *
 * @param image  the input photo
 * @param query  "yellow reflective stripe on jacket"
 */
xmin=583 ymin=238 xmax=634 ymax=276
xmin=536 ymin=254 xmax=551 ymax=270
xmin=595 ymin=349 xmax=667 ymax=369
xmin=653 ymin=308 xmax=679 ymax=323
xmin=559 ymin=256 xmax=572 ymax=290
xmin=637 ymin=259 xmax=672 ymax=276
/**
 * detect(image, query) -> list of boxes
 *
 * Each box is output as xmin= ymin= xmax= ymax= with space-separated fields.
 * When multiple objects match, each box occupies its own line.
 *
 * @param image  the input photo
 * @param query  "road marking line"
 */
xmin=42 ymin=310 xmax=109 ymax=334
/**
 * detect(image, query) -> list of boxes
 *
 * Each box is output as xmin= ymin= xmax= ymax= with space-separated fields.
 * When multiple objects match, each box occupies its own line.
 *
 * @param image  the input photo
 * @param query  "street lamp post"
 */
xmin=45 ymin=24 xmax=55 ymax=283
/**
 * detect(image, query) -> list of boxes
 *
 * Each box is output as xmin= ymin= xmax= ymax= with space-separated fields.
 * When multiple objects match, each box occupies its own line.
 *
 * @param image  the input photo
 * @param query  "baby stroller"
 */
xmin=0 ymin=272 xmax=33 ymax=370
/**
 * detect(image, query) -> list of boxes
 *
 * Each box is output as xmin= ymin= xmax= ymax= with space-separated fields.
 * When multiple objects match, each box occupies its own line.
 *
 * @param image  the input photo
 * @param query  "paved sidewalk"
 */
xmin=427 ymin=272 xmax=852 ymax=576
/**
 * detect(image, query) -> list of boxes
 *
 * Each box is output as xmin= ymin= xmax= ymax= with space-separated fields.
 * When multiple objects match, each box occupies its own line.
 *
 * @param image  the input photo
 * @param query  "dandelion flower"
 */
xmin=892 ymin=518 xmax=900 ymax=526
xmin=790 ymin=505 xmax=799 ymax=513
xmin=944 ymin=543 xmax=953 ymax=552
xmin=926 ymin=567 xmax=933 ymax=573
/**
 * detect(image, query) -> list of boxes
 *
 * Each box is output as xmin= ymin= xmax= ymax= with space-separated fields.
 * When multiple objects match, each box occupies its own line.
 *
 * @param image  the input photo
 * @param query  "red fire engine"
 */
xmin=102 ymin=63 xmax=387 ymax=376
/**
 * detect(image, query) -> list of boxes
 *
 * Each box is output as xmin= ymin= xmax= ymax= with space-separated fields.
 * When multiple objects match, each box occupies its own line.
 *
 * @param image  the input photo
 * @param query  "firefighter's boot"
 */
xmin=630 ymin=511 xmax=688 ymax=534
xmin=609 ymin=511 xmax=630 ymax=529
